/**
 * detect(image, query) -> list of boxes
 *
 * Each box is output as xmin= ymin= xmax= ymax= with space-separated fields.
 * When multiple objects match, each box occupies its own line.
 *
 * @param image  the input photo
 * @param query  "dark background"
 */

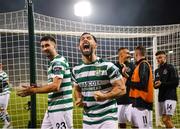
xmin=0 ymin=0 xmax=180 ymax=26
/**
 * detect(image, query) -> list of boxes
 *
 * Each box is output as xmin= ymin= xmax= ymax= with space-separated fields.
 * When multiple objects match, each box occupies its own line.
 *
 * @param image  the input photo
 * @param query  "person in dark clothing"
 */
xmin=126 ymin=46 xmax=154 ymax=128
xmin=115 ymin=47 xmax=135 ymax=129
xmin=154 ymin=51 xmax=179 ymax=129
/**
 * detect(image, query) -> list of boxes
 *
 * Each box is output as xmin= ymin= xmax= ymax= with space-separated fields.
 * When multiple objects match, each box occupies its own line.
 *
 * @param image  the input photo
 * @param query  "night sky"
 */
xmin=0 ymin=0 xmax=180 ymax=26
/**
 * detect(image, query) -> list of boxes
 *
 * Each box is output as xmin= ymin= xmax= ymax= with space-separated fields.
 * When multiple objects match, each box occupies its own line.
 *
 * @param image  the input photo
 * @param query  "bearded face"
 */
xmin=80 ymin=42 xmax=93 ymax=56
xmin=79 ymin=34 xmax=97 ymax=57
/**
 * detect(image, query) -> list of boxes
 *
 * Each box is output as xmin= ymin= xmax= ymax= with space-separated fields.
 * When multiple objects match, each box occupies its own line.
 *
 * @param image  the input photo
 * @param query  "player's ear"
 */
xmin=53 ymin=42 xmax=57 ymax=49
xmin=94 ymin=42 xmax=97 ymax=49
xmin=78 ymin=43 xmax=80 ymax=51
xmin=54 ymin=44 xmax=57 ymax=49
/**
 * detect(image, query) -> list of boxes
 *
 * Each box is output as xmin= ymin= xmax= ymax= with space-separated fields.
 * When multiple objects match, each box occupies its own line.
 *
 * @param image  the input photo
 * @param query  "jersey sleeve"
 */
xmin=107 ymin=62 xmax=122 ymax=84
xmin=52 ymin=61 xmax=66 ymax=79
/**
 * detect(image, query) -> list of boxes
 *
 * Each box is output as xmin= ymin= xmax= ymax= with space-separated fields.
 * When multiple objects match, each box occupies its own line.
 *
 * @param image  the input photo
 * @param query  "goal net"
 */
xmin=0 ymin=10 xmax=179 ymax=128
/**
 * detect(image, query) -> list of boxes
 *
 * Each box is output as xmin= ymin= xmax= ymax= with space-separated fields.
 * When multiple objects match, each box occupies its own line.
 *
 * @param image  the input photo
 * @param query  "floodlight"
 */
xmin=74 ymin=1 xmax=92 ymax=17
xmin=168 ymin=50 xmax=173 ymax=54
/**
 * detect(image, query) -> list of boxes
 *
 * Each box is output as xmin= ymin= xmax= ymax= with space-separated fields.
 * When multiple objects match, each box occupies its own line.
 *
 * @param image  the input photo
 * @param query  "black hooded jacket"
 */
xmin=155 ymin=63 xmax=179 ymax=102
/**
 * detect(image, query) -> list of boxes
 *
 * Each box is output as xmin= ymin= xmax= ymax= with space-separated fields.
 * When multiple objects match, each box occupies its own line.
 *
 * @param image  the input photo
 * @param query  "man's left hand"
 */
xmin=94 ymin=91 xmax=107 ymax=101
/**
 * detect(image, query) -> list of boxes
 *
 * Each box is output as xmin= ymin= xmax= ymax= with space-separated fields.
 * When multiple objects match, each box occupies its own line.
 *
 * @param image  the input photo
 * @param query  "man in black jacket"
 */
xmin=125 ymin=46 xmax=154 ymax=128
xmin=154 ymin=51 xmax=179 ymax=129
xmin=115 ymin=47 xmax=135 ymax=128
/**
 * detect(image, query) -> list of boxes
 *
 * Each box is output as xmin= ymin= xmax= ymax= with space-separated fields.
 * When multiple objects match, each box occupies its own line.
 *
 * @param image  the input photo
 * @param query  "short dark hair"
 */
xmin=117 ymin=47 xmax=128 ymax=53
xmin=155 ymin=51 xmax=166 ymax=56
xmin=135 ymin=45 xmax=146 ymax=56
xmin=79 ymin=32 xmax=97 ymax=43
xmin=40 ymin=36 xmax=56 ymax=44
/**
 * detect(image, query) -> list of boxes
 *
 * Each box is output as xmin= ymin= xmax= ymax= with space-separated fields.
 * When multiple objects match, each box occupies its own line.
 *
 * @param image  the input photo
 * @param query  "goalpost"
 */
xmin=0 ymin=10 xmax=180 ymax=128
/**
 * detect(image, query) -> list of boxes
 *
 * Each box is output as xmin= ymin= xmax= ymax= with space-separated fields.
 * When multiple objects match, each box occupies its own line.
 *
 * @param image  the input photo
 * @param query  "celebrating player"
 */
xmin=17 ymin=36 xmax=73 ymax=129
xmin=72 ymin=32 xmax=126 ymax=129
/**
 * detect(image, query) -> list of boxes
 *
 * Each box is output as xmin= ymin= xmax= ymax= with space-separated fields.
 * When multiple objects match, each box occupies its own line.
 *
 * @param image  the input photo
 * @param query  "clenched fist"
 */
xmin=75 ymin=98 xmax=85 ymax=107
xmin=94 ymin=91 xmax=107 ymax=102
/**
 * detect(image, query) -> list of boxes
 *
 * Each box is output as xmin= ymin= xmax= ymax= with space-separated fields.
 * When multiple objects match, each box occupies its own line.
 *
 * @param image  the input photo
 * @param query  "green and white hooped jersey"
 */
xmin=47 ymin=55 xmax=73 ymax=113
xmin=72 ymin=57 xmax=122 ymax=125
xmin=0 ymin=71 xmax=10 ymax=95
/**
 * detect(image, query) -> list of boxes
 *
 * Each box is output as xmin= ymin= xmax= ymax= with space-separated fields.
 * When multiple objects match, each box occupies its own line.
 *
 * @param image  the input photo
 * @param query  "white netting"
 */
xmin=0 ymin=10 xmax=179 ymax=128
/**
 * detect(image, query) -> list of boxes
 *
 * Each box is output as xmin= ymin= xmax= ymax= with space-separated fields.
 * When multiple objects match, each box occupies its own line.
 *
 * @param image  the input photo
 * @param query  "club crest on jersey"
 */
xmin=95 ymin=67 xmax=103 ymax=76
xmin=163 ymin=69 xmax=168 ymax=75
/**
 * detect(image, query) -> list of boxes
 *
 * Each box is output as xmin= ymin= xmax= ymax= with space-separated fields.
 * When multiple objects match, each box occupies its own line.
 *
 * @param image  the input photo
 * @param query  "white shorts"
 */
xmin=117 ymin=104 xmax=132 ymax=123
xmin=131 ymin=107 xmax=151 ymax=128
xmin=41 ymin=110 xmax=73 ymax=129
xmin=83 ymin=120 xmax=118 ymax=129
xmin=159 ymin=100 xmax=176 ymax=116
xmin=0 ymin=93 xmax=10 ymax=110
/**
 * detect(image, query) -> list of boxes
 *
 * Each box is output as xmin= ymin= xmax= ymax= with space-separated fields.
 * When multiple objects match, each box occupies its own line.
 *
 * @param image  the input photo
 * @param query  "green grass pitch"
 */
xmin=0 ymin=88 xmax=179 ymax=128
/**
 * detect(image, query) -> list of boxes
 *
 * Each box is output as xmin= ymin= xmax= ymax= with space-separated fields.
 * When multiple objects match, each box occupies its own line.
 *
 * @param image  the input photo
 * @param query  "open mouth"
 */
xmin=81 ymin=42 xmax=92 ymax=56
xmin=83 ymin=43 xmax=90 ymax=51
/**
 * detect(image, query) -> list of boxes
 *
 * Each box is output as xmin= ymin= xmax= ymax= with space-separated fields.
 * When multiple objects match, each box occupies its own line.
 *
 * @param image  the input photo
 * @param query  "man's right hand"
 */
xmin=75 ymin=98 xmax=84 ymax=107
xmin=154 ymin=80 xmax=161 ymax=88
xmin=17 ymin=85 xmax=34 ymax=97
